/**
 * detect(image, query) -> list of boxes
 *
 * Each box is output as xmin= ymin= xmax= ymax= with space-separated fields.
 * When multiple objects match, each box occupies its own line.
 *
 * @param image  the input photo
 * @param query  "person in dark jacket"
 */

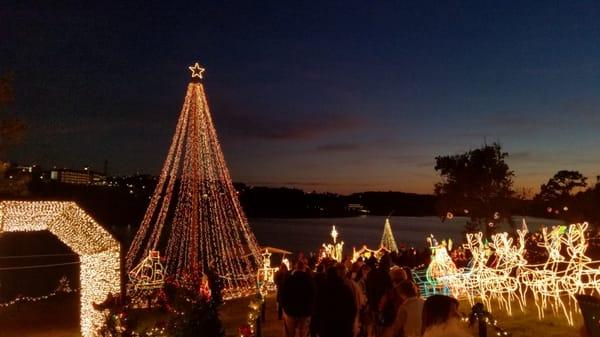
xmin=274 ymin=263 xmax=289 ymax=320
xmin=365 ymin=254 xmax=393 ymax=337
xmin=281 ymin=260 xmax=315 ymax=337
xmin=313 ymin=264 xmax=357 ymax=337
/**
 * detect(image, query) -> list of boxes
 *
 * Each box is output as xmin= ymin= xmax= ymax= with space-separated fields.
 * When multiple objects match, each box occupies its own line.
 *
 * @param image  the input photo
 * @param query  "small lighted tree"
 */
xmin=380 ymin=218 xmax=398 ymax=253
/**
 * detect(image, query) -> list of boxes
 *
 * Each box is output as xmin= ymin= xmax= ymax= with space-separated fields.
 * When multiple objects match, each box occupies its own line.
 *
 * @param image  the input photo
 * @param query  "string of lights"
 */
xmin=464 ymin=307 xmax=511 ymax=337
xmin=0 ymin=261 xmax=79 ymax=271
xmin=126 ymin=63 xmax=261 ymax=299
xmin=0 ymin=286 xmax=78 ymax=308
xmin=0 ymin=253 xmax=78 ymax=259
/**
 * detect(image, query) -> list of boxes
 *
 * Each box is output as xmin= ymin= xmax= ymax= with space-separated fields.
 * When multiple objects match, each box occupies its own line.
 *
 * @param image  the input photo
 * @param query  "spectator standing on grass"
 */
xmin=365 ymin=254 xmax=393 ymax=337
xmin=274 ymin=262 xmax=289 ymax=320
xmin=310 ymin=260 xmax=329 ymax=337
xmin=313 ymin=264 xmax=357 ymax=337
xmin=379 ymin=267 xmax=408 ymax=320
xmin=347 ymin=262 xmax=368 ymax=337
xmin=280 ymin=260 xmax=315 ymax=337
xmin=382 ymin=280 xmax=424 ymax=337
xmin=421 ymin=295 xmax=472 ymax=337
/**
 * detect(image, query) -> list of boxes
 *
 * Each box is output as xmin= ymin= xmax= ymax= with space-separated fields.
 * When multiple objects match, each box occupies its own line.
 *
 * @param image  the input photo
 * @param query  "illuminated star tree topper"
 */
xmin=188 ymin=62 xmax=205 ymax=79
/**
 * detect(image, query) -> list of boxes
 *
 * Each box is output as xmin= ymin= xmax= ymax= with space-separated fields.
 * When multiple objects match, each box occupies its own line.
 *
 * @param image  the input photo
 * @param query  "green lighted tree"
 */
xmin=434 ymin=143 xmax=515 ymax=236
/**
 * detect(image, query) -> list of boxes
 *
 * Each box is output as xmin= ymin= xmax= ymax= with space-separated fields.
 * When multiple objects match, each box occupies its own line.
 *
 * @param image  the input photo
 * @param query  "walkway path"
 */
xmin=221 ymin=292 xmax=281 ymax=337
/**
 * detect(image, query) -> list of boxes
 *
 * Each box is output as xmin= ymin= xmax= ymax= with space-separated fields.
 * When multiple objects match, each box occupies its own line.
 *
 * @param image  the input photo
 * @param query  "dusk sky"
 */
xmin=3 ymin=2 xmax=600 ymax=194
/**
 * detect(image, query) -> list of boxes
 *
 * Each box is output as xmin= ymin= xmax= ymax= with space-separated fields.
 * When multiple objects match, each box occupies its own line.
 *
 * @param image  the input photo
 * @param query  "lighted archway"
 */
xmin=0 ymin=201 xmax=120 ymax=337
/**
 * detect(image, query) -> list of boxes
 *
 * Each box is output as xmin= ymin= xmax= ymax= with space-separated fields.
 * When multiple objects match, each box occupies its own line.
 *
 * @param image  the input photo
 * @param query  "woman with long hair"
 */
xmin=421 ymin=295 xmax=472 ymax=337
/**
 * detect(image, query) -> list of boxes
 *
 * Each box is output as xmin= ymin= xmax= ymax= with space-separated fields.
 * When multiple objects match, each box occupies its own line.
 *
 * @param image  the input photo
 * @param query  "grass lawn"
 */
xmin=220 ymin=293 xmax=281 ymax=337
xmin=457 ymin=298 xmax=582 ymax=337
xmin=221 ymin=293 xmax=584 ymax=337
xmin=0 ymin=293 xmax=80 ymax=337
xmin=0 ymin=292 xmax=583 ymax=337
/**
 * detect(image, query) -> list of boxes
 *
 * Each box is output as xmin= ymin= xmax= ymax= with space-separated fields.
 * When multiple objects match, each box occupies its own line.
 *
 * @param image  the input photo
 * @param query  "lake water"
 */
xmin=249 ymin=215 xmax=563 ymax=256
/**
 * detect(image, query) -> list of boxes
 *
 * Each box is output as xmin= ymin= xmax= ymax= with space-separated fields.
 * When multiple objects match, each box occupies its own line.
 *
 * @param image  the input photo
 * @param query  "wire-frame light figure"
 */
xmin=425 ymin=235 xmax=457 ymax=296
xmin=256 ymin=249 xmax=277 ymax=295
xmin=129 ymin=250 xmax=165 ymax=291
xmin=126 ymin=63 xmax=261 ymax=299
xmin=517 ymin=222 xmax=600 ymax=326
xmin=322 ymin=225 xmax=344 ymax=262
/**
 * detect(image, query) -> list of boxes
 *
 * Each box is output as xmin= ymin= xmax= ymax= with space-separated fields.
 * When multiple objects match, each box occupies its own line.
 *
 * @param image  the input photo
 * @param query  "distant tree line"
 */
xmin=236 ymin=184 xmax=437 ymax=218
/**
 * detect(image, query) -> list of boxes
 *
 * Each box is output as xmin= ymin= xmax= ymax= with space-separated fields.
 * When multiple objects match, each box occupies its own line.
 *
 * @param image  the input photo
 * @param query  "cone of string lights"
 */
xmin=126 ymin=63 xmax=261 ymax=299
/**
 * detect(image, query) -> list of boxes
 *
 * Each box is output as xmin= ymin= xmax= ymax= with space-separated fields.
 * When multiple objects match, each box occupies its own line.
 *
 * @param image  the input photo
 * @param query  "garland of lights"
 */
xmin=351 ymin=245 xmax=389 ymax=263
xmin=240 ymin=295 xmax=265 ymax=337
xmin=126 ymin=63 xmax=261 ymax=300
xmin=0 ymin=277 xmax=77 ymax=308
xmin=0 ymin=201 xmax=121 ymax=337
xmin=464 ymin=303 xmax=511 ymax=337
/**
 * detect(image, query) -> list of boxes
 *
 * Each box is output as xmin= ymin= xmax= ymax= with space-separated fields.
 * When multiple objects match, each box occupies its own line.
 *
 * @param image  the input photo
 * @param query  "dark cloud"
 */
xmin=218 ymin=110 xmax=366 ymax=141
xmin=510 ymin=151 xmax=532 ymax=161
xmin=389 ymin=154 xmax=430 ymax=163
xmin=315 ymin=143 xmax=359 ymax=152
xmin=35 ymin=120 xmax=163 ymax=136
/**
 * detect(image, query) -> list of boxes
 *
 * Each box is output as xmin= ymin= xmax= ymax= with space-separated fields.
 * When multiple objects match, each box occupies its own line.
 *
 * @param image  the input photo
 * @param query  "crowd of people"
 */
xmin=274 ymin=253 xmax=472 ymax=337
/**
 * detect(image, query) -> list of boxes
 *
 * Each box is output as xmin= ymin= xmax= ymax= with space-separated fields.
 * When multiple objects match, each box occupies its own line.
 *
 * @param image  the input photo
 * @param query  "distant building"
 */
xmin=50 ymin=167 xmax=106 ymax=185
xmin=5 ymin=164 xmax=43 ymax=181
xmin=346 ymin=203 xmax=369 ymax=214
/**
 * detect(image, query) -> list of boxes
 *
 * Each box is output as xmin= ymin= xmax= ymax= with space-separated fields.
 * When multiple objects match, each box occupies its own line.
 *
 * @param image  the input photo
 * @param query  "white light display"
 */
xmin=0 ymin=201 xmax=121 ymax=337
xmin=517 ymin=223 xmax=598 ymax=325
xmin=322 ymin=225 xmax=344 ymax=261
xmin=351 ymin=245 xmax=389 ymax=263
xmin=126 ymin=63 xmax=261 ymax=299
xmin=427 ymin=221 xmax=600 ymax=326
xmin=256 ymin=249 xmax=277 ymax=295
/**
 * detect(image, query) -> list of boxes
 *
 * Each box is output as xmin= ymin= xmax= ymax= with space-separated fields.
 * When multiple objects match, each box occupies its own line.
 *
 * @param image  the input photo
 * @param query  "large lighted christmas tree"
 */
xmin=380 ymin=218 xmax=399 ymax=253
xmin=126 ymin=63 xmax=261 ymax=298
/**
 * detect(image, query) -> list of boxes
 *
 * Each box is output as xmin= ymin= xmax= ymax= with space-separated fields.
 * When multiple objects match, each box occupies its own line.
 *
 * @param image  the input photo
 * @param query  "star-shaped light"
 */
xmin=261 ymin=249 xmax=272 ymax=268
xmin=331 ymin=225 xmax=338 ymax=243
xmin=188 ymin=62 xmax=205 ymax=79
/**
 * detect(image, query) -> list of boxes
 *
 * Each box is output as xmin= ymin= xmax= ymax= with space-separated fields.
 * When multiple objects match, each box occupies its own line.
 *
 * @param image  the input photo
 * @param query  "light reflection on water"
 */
xmin=249 ymin=215 xmax=564 ymax=256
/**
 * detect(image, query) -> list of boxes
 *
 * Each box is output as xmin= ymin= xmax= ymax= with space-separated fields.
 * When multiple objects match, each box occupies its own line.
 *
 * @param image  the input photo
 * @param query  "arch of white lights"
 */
xmin=0 ymin=201 xmax=120 ymax=337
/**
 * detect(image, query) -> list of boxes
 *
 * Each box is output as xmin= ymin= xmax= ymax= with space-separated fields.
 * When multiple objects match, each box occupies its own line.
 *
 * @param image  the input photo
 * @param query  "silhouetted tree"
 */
xmin=536 ymin=170 xmax=587 ymax=205
xmin=0 ymin=71 xmax=26 ymax=152
xmin=434 ymin=143 xmax=515 ymax=236
xmin=0 ymin=71 xmax=28 ymax=196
